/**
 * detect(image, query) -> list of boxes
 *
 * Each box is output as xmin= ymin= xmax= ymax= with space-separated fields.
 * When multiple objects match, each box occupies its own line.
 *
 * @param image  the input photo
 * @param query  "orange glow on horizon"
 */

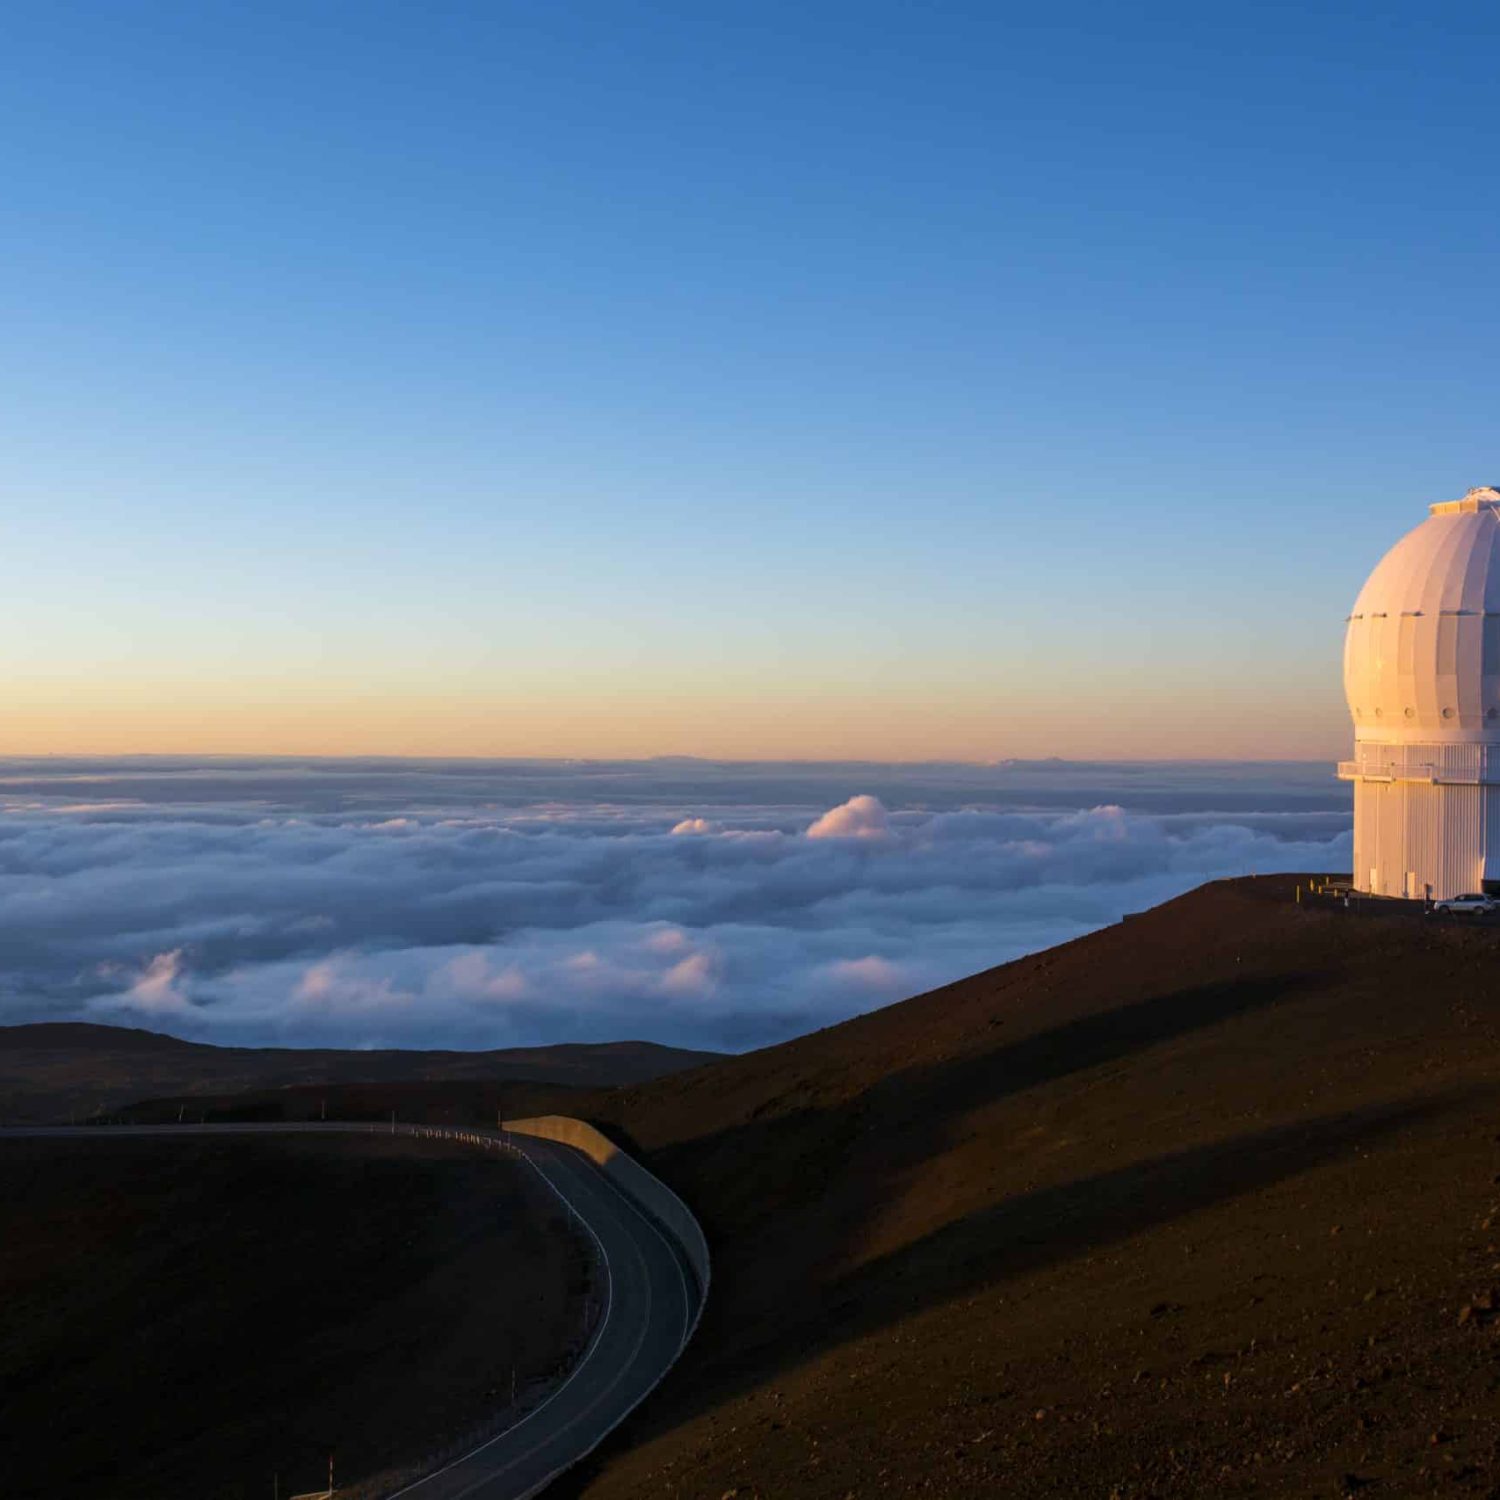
xmin=0 ymin=672 xmax=1347 ymax=762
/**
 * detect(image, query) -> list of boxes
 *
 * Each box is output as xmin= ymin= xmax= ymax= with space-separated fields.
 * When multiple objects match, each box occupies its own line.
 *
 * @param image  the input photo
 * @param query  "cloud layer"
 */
xmin=0 ymin=759 xmax=1351 ymax=1052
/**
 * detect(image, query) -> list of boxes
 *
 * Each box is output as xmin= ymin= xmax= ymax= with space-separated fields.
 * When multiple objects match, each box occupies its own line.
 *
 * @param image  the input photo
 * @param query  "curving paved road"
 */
xmin=0 ymin=1121 xmax=701 ymax=1500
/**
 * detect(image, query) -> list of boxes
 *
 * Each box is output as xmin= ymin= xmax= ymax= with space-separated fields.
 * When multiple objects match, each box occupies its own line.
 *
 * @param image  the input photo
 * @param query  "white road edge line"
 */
xmin=0 ymin=1119 xmax=708 ymax=1500
xmin=380 ymin=1131 xmax=615 ymax=1500
xmin=504 ymin=1145 xmax=707 ymax=1500
xmin=443 ymin=1150 xmax=657 ymax=1500
xmin=597 ymin=1146 xmax=711 ymax=1353
xmin=581 ymin=1158 xmax=692 ymax=1353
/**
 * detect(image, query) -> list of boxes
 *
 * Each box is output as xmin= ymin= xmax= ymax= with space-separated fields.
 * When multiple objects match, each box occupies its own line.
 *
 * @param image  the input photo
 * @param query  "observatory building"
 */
xmin=1341 ymin=486 xmax=1500 ymax=899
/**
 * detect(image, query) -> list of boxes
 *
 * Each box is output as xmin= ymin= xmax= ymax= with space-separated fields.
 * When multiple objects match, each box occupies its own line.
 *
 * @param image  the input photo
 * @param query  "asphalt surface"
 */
xmin=0 ymin=1122 xmax=700 ymax=1500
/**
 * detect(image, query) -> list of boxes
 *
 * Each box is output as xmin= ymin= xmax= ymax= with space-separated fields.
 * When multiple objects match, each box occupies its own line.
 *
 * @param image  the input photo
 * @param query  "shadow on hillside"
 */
xmin=606 ymin=969 xmax=1333 ymax=1253
xmin=555 ymin=931 xmax=1492 ymax=1482
xmin=567 ymin=1086 xmax=1472 ymax=1484
xmin=821 ymin=1089 xmax=1464 ymax=1341
xmin=857 ymin=967 xmax=1331 ymax=1166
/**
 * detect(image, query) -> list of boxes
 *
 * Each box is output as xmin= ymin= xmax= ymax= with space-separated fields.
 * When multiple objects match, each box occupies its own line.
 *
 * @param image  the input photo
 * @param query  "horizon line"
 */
xmin=0 ymin=750 xmax=1343 ymax=769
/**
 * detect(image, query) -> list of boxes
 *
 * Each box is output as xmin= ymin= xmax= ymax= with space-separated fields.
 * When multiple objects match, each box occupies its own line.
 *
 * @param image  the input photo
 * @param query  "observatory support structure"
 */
xmin=1339 ymin=744 xmax=1500 ymax=899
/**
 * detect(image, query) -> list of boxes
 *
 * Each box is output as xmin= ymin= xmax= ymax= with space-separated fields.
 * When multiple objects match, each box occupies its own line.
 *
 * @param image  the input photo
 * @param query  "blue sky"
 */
xmin=2 ymin=1 xmax=1497 ymax=758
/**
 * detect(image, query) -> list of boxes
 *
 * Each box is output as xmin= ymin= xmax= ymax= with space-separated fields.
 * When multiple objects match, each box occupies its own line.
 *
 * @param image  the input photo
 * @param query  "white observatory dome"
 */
xmin=1341 ymin=486 xmax=1500 ymax=900
xmin=1345 ymin=487 xmax=1500 ymax=745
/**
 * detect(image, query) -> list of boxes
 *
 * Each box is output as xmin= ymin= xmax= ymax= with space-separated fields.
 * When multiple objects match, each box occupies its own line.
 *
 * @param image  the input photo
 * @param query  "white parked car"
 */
xmin=1432 ymin=892 xmax=1500 ymax=915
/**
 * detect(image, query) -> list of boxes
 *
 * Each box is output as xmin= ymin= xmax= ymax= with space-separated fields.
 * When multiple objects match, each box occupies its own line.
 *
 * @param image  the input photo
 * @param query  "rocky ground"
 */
xmin=557 ymin=876 xmax=1500 ymax=1498
xmin=0 ymin=1022 xmax=717 ymax=1123
xmin=0 ymin=1133 xmax=594 ymax=1500
xmin=12 ymin=876 xmax=1500 ymax=1497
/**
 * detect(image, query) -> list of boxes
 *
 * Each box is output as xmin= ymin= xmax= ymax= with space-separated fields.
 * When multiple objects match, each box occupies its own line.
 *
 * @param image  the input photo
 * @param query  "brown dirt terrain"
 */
xmin=543 ymin=875 xmax=1500 ymax=1499
xmin=116 ymin=1077 xmax=588 ymax=1128
xmin=0 ymin=1133 xmax=594 ymax=1500
xmin=0 ymin=1023 xmax=718 ymax=1124
xmin=20 ymin=875 xmax=1500 ymax=1498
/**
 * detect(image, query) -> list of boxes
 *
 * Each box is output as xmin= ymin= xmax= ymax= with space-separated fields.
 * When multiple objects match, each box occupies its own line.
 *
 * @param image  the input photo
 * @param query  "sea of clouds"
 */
xmin=0 ymin=758 xmax=1352 ymax=1053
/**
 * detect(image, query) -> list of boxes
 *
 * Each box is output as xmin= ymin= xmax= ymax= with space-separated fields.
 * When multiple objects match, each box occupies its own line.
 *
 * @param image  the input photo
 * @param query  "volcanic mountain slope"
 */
xmin=0 ymin=1132 xmax=593 ymax=1500
xmin=0 ymin=1022 xmax=718 ymax=1123
xmin=553 ymin=876 xmax=1500 ymax=1499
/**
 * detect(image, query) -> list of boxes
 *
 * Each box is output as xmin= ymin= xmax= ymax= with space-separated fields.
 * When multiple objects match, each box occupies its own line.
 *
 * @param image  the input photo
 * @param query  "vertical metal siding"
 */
xmin=1355 ymin=775 xmax=1487 ymax=898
